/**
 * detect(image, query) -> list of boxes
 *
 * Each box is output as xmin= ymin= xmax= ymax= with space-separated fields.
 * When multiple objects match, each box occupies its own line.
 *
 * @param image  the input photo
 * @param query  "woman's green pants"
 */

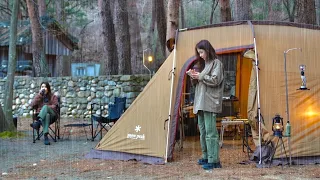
xmin=38 ymin=105 xmax=57 ymax=134
xmin=197 ymin=111 xmax=220 ymax=163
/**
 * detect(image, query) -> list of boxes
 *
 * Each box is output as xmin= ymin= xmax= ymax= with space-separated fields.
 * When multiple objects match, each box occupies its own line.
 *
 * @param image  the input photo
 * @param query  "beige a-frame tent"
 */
xmin=86 ymin=21 xmax=320 ymax=164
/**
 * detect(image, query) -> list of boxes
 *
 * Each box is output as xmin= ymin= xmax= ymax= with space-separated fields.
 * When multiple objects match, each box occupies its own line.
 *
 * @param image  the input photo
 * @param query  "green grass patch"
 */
xmin=0 ymin=131 xmax=25 ymax=138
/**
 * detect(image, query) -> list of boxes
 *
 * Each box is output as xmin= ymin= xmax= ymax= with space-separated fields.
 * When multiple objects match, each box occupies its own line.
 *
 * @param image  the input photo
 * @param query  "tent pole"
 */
xmin=165 ymin=29 xmax=179 ymax=163
xmin=248 ymin=21 xmax=262 ymax=165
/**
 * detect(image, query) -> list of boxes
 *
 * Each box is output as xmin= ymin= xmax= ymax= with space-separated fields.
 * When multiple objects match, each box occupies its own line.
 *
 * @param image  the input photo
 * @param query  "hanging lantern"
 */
xmin=272 ymin=114 xmax=284 ymax=137
xmin=299 ymin=64 xmax=309 ymax=90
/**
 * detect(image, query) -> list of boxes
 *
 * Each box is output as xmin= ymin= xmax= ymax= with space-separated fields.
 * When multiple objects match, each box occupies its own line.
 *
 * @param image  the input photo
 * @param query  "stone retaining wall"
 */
xmin=0 ymin=75 xmax=150 ymax=119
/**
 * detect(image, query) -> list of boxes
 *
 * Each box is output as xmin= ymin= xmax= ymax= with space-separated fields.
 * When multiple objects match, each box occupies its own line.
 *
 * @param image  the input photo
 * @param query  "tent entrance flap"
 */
xmin=167 ymin=56 xmax=198 ymax=161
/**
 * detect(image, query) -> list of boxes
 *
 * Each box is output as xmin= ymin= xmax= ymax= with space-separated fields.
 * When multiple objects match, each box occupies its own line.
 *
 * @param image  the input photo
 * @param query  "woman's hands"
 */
xmin=39 ymin=88 xmax=46 ymax=96
xmin=186 ymin=69 xmax=200 ymax=79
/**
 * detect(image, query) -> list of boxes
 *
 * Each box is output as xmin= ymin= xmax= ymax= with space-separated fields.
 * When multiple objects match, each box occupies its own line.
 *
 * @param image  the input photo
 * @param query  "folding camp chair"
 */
xmin=91 ymin=101 xmax=125 ymax=141
xmin=32 ymin=108 xmax=60 ymax=143
xmin=114 ymin=97 xmax=127 ymax=111
xmin=32 ymin=99 xmax=60 ymax=143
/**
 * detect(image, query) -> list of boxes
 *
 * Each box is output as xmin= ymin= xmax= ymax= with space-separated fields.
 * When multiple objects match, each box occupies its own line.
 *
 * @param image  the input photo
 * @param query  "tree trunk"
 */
xmin=37 ymin=0 xmax=46 ymax=17
xmin=296 ymin=0 xmax=316 ymax=24
xmin=156 ymin=0 xmax=166 ymax=62
xmin=267 ymin=0 xmax=284 ymax=21
xmin=55 ymin=0 xmax=66 ymax=76
xmin=55 ymin=0 xmax=62 ymax=22
xmin=18 ymin=4 xmax=23 ymax=20
xmin=166 ymin=0 xmax=180 ymax=57
xmin=55 ymin=0 xmax=66 ymax=24
xmin=37 ymin=0 xmax=48 ymax=76
xmin=114 ymin=0 xmax=132 ymax=75
xmin=234 ymin=0 xmax=252 ymax=21
xmin=26 ymin=0 xmax=48 ymax=77
xmin=219 ymin=0 xmax=232 ymax=22
xmin=317 ymin=0 xmax=320 ymax=24
xmin=180 ymin=0 xmax=185 ymax=28
xmin=128 ymin=0 xmax=143 ymax=74
xmin=1 ymin=0 xmax=19 ymax=132
xmin=146 ymin=0 xmax=156 ymax=50
xmin=99 ymin=0 xmax=118 ymax=75
xmin=0 ymin=106 xmax=6 ymax=132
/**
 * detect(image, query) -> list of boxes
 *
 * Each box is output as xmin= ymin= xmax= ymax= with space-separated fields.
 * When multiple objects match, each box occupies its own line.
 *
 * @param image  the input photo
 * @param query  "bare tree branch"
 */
xmin=0 ymin=5 xmax=12 ymax=16
xmin=210 ymin=0 xmax=219 ymax=24
xmin=282 ymin=0 xmax=297 ymax=22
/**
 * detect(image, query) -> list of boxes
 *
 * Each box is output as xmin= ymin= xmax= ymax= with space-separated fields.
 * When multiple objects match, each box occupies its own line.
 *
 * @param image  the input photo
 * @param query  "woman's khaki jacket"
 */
xmin=193 ymin=58 xmax=225 ymax=114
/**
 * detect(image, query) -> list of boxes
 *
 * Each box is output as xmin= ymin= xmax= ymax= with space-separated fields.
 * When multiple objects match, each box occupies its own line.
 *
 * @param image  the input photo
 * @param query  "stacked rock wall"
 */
xmin=0 ymin=75 xmax=150 ymax=119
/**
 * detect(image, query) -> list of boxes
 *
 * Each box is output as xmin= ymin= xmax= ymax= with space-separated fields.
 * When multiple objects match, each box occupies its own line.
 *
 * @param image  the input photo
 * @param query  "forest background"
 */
xmin=1 ymin=0 xmax=319 ymax=75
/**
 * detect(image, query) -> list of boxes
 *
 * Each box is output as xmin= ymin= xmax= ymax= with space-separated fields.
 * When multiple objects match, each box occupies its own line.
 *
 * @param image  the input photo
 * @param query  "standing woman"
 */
xmin=187 ymin=40 xmax=224 ymax=170
xmin=30 ymin=82 xmax=58 ymax=145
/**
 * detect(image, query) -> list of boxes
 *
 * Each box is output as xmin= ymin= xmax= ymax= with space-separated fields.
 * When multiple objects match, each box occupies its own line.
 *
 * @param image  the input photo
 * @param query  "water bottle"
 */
xmin=285 ymin=121 xmax=291 ymax=137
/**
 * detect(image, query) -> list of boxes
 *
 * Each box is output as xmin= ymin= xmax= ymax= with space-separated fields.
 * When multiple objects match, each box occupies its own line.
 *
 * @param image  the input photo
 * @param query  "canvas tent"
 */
xmin=86 ymin=21 xmax=320 ymax=164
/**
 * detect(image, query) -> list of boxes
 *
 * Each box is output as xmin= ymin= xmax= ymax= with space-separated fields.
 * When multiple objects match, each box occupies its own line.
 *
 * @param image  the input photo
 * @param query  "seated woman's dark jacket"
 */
xmin=30 ymin=93 xmax=59 ymax=116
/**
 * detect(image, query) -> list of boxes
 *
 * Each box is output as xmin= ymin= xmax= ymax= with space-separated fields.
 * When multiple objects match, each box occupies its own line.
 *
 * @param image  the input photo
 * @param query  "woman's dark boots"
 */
xmin=202 ymin=162 xmax=222 ymax=170
xmin=44 ymin=133 xmax=50 ymax=145
xmin=30 ymin=120 xmax=41 ymax=131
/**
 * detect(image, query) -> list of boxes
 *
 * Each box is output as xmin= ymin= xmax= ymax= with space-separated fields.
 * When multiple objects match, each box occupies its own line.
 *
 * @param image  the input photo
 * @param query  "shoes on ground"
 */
xmin=202 ymin=163 xmax=214 ymax=170
xmin=214 ymin=162 xmax=222 ymax=168
xmin=197 ymin=158 xmax=208 ymax=165
xmin=30 ymin=120 xmax=41 ymax=130
xmin=44 ymin=133 xmax=50 ymax=145
xmin=202 ymin=162 xmax=222 ymax=170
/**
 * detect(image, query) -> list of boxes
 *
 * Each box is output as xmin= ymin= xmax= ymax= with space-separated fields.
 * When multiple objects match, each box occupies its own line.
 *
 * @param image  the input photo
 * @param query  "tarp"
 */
xmin=247 ymin=59 xmax=271 ymax=146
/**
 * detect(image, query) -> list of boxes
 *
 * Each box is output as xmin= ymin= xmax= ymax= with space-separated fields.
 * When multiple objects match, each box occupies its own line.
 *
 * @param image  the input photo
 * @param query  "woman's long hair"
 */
xmin=40 ymin=82 xmax=52 ymax=97
xmin=195 ymin=40 xmax=218 ymax=61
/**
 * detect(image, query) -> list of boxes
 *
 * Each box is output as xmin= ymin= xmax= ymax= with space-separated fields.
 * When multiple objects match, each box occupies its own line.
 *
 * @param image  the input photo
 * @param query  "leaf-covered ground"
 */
xmin=1 ymin=118 xmax=319 ymax=180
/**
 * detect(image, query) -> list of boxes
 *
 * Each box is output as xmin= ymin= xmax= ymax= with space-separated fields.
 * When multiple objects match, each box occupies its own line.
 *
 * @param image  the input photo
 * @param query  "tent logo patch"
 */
xmin=135 ymin=125 xmax=141 ymax=132
xmin=127 ymin=125 xmax=145 ymax=140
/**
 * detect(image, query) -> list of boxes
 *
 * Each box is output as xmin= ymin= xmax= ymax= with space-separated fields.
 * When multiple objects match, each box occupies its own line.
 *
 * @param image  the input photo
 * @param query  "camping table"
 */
xmin=219 ymin=119 xmax=248 ymax=148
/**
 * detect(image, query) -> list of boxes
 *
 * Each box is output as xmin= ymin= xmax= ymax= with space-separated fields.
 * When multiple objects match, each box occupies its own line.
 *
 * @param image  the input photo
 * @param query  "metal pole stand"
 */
xmin=243 ymin=122 xmax=253 ymax=158
xmin=269 ymin=136 xmax=289 ymax=168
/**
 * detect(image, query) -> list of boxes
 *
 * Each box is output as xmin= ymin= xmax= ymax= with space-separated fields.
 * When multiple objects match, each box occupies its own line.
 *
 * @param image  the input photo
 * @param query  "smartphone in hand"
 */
xmin=186 ymin=69 xmax=194 ymax=76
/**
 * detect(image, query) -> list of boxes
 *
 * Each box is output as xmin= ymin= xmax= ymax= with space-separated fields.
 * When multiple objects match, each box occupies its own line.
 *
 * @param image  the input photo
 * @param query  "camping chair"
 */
xmin=32 ymin=98 xmax=61 ymax=143
xmin=114 ymin=97 xmax=127 ymax=111
xmin=91 ymin=101 xmax=125 ymax=141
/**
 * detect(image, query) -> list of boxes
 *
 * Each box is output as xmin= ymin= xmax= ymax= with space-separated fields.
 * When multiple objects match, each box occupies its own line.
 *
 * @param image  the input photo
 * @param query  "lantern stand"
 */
xmin=269 ymin=114 xmax=288 ymax=168
xmin=284 ymin=47 xmax=303 ymax=166
xmin=143 ymin=48 xmax=153 ymax=79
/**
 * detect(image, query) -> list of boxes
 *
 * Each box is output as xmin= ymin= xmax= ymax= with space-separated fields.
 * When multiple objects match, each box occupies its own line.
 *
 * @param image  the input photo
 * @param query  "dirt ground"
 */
xmin=1 ymin=118 xmax=320 ymax=180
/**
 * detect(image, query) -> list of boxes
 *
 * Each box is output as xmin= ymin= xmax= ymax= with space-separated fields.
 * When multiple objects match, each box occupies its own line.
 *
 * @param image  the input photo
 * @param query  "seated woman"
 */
xmin=30 ymin=82 xmax=58 ymax=145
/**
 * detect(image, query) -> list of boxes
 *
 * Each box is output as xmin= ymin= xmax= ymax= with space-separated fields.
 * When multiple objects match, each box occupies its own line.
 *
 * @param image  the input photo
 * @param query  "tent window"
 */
xmin=219 ymin=53 xmax=237 ymax=98
xmin=219 ymin=53 xmax=238 ymax=117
